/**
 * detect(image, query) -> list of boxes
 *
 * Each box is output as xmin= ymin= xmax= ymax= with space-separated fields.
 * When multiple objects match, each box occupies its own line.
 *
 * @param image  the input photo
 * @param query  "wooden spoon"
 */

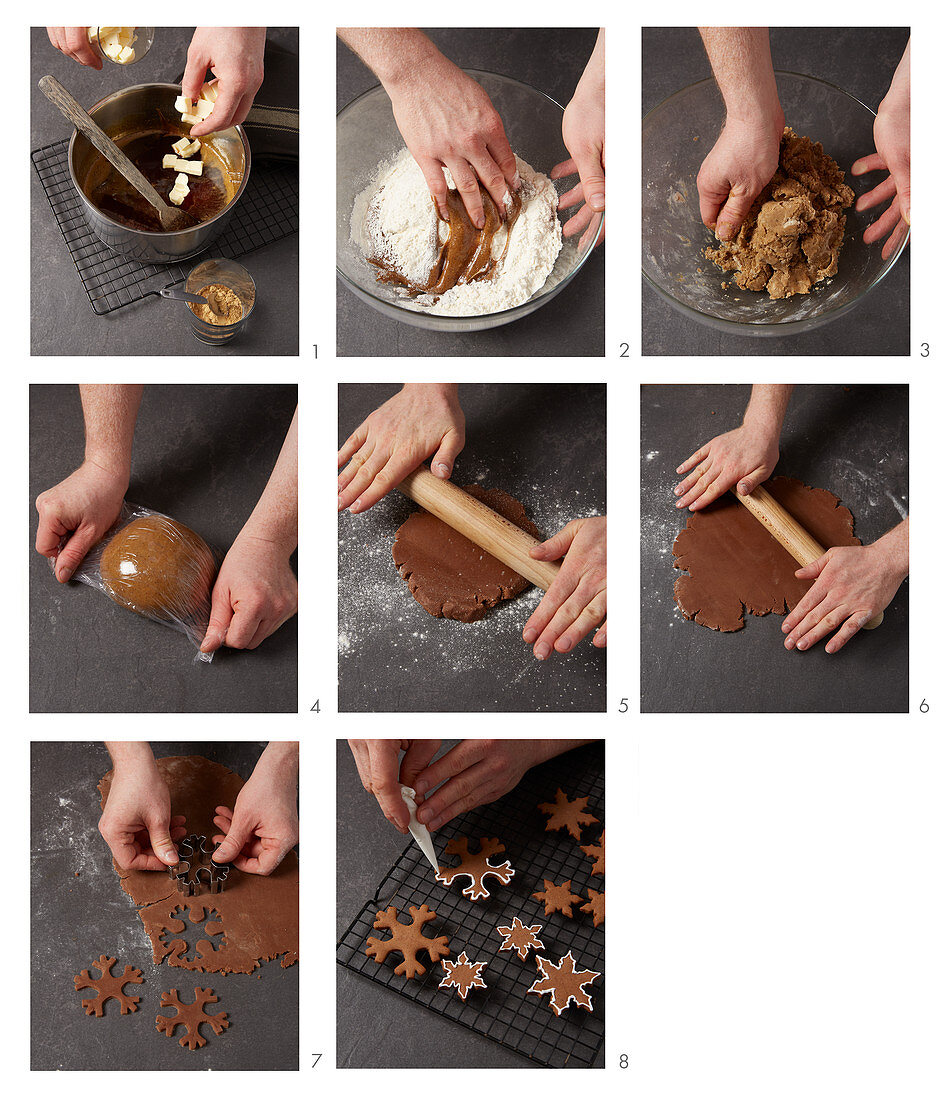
xmin=39 ymin=74 xmax=198 ymax=231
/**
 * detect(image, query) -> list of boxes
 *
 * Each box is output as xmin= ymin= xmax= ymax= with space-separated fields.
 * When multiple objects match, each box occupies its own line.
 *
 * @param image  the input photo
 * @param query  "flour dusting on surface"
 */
xmin=338 ymin=464 xmax=604 ymax=712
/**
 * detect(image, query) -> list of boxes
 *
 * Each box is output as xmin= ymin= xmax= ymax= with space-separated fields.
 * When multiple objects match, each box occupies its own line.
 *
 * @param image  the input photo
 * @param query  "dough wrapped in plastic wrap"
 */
xmin=59 ymin=503 xmax=219 ymax=662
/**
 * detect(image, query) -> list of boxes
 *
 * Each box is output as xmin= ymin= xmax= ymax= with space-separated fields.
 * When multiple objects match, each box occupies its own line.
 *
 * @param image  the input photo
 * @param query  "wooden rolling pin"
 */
xmin=733 ymin=485 xmax=883 ymax=629
xmin=397 ymin=466 xmax=560 ymax=591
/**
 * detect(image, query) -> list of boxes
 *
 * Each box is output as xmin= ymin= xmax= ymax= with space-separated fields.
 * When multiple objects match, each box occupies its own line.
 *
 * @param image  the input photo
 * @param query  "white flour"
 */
xmin=351 ymin=147 xmax=562 ymax=317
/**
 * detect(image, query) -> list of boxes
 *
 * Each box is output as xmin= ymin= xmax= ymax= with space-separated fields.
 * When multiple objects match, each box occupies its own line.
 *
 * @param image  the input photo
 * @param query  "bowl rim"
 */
xmin=67 ymin=81 xmax=252 ymax=239
xmin=336 ymin=67 xmax=603 ymax=322
xmin=641 ymin=69 xmax=909 ymax=331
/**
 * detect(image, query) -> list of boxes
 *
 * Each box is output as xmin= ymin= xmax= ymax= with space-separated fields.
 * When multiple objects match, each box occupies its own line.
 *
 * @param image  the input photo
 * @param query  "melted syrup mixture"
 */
xmin=371 ymin=187 xmax=523 ymax=297
xmin=86 ymin=130 xmax=231 ymax=232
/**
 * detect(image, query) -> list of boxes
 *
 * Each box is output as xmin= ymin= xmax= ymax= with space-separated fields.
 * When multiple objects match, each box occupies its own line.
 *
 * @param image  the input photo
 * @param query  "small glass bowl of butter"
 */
xmin=185 ymin=258 xmax=256 ymax=346
xmin=87 ymin=27 xmax=154 ymax=66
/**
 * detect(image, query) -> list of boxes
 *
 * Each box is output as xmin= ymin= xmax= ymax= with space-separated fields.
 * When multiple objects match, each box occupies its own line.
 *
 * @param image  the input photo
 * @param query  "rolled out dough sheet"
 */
xmin=392 ymin=484 xmax=540 ymax=622
xmin=99 ymin=755 xmax=298 ymax=974
xmin=672 ymin=476 xmax=860 ymax=632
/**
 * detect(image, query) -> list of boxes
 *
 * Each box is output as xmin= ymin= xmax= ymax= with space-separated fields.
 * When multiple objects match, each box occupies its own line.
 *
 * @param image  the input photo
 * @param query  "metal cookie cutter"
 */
xmin=168 ymin=834 xmax=230 ymax=896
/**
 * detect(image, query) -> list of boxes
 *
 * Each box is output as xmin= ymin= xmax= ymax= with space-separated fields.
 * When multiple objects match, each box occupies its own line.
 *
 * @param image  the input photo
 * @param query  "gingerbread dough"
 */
xmin=100 ymin=515 xmax=216 ymax=629
xmin=391 ymin=485 xmax=539 ymax=622
xmin=99 ymin=755 xmax=299 ymax=975
xmin=705 ymin=128 xmax=855 ymax=299
xmin=672 ymin=476 xmax=860 ymax=632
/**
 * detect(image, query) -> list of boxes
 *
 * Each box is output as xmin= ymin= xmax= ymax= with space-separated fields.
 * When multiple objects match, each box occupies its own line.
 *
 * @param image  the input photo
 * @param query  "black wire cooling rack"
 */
xmin=337 ymin=743 xmax=605 ymax=1068
xmin=31 ymin=138 xmax=299 ymax=315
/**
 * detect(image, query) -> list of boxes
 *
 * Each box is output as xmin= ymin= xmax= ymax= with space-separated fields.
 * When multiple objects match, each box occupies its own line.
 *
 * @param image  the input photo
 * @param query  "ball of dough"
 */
xmin=100 ymin=514 xmax=216 ymax=628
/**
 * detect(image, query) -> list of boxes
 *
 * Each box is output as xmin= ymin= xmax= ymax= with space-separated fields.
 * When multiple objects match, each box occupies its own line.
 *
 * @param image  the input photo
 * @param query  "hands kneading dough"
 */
xmin=705 ymin=128 xmax=855 ymax=299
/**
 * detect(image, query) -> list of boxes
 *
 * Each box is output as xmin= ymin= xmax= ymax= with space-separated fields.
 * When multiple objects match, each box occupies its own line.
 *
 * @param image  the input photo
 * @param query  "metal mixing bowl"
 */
xmin=337 ymin=69 xmax=603 ymax=333
xmin=68 ymin=82 xmax=251 ymax=263
xmin=642 ymin=71 xmax=908 ymax=336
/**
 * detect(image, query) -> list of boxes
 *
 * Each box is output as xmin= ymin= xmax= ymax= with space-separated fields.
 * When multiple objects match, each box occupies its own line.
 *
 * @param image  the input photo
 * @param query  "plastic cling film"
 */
xmin=57 ymin=502 xmax=219 ymax=662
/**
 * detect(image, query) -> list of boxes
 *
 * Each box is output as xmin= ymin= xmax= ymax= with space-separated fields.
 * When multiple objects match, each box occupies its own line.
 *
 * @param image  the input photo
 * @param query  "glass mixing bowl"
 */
xmin=642 ymin=71 xmax=908 ymax=336
xmin=337 ymin=70 xmax=603 ymax=333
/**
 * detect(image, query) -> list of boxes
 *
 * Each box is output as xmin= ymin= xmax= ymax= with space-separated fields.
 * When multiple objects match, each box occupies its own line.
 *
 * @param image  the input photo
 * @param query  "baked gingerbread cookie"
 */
xmin=527 ymin=951 xmax=600 ymax=1016
xmin=436 ymin=837 xmax=515 ymax=901
xmin=580 ymin=888 xmax=605 ymax=928
xmin=495 ymin=916 xmax=545 ymax=961
xmin=538 ymin=788 xmax=598 ymax=842
xmin=364 ymin=903 xmax=450 ymax=979
xmin=439 ymin=951 xmax=488 ymax=1001
xmin=532 ymin=877 xmax=583 ymax=918
xmin=580 ymin=830 xmax=605 ymax=876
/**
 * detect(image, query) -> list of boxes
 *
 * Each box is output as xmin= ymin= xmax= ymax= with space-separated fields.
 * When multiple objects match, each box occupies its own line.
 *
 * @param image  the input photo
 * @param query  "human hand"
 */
xmin=411 ymin=740 xmax=545 ymax=831
xmin=852 ymin=39 xmax=909 ymax=261
xmin=212 ymin=743 xmax=298 ymax=874
xmin=182 ymin=27 xmax=266 ymax=136
xmin=46 ymin=27 xmax=102 ymax=69
xmin=852 ymin=108 xmax=910 ymax=261
xmin=697 ymin=111 xmax=784 ymax=240
xmin=348 ymin=740 xmax=443 ymax=833
xmin=338 ymin=385 xmax=465 ymax=514
xmin=523 ymin=516 xmax=606 ymax=660
xmin=99 ymin=749 xmax=186 ymax=870
xmin=200 ymin=531 xmax=297 ymax=654
xmin=674 ymin=423 xmax=779 ymax=511
xmin=387 ymin=54 xmax=519 ymax=228
xmin=35 ymin=460 xmax=127 ymax=583
xmin=551 ymin=30 xmax=605 ymax=249
xmin=781 ymin=538 xmax=906 ymax=655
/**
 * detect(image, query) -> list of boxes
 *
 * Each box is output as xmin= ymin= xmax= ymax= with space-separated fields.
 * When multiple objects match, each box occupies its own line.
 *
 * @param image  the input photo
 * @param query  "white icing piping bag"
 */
xmin=400 ymin=785 xmax=438 ymax=872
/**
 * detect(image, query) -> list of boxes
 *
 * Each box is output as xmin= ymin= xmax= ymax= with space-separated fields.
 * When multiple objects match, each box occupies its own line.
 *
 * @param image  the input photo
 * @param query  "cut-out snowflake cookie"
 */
xmin=495 ymin=916 xmax=545 ymax=961
xmin=538 ymin=788 xmax=599 ymax=841
xmin=580 ymin=888 xmax=605 ymax=927
xmin=527 ymin=951 xmax=601 ymax=1016
xmin=436 ymin=836 xmax=515 ymax=901
xmin=156 ymin=986 xmax=230 ymax=1051
xmin=365 ymin=903 xmax=450 ymax=978
xmin=74 ymin=954 xmax=143 ymax=1016
xmin=581 ymin=829 xmax=605 ymax=876
xmin=532 ymin=877 xmax=583 ymax=918
xmin=439 ymin=951 xmax=487 ymax=1001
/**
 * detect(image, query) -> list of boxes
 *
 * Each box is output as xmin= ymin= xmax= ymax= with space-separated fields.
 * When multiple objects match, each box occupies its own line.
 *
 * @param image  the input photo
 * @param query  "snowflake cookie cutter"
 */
xmin=169 ymin=834 xmax=230 ymax=896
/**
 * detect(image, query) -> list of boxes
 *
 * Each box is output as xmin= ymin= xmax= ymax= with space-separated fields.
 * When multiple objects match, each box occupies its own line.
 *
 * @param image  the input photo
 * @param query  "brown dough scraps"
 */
xmin=532 ymin=877 xmax=583 ymax=918
xmin=364 ymin=903 xmax=450 ymax=979
xmin=157 ymin=903 xmax=226 ymax=966
xmin=435 ymin=836 xmax=515 ymax=901
xmin=156 ymin=986 xmax=229 ymax=1051
xmin=391 ymin=484 xmax=539 ymax=622
xmin=99 ymin=756 xmax=299 ymax=975
xmin=672 ymin=476 xmax=860 ymax=632
xmin=538 ymin=788 xmax=599 ymax=841
xmin=73 ymin=954 xmax=143 ymax=1016
xmin=705 ymin=127 xmax=855 ymax=299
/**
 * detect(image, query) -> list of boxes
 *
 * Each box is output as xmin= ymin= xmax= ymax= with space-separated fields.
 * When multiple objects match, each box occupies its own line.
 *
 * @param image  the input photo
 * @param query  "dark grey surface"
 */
xmin=338 ymin=383 xmax=606 ymax=712
xmin=641 ymin=384 xmax=909 ymax=712
xmin=31 ymin=741 xmax=298 ymax=1070
xmin=30 ymin=26 xmax=299 ymax=356
xmin=336 ymin=27 xmax=604 ymax=357
xmin=335 ymin=739 xmax=604 ymax=1068
xmin=641 ymin=27 xmax=910 ymax=356
xmin=29 ymin=384 xmax=298 ymax=712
